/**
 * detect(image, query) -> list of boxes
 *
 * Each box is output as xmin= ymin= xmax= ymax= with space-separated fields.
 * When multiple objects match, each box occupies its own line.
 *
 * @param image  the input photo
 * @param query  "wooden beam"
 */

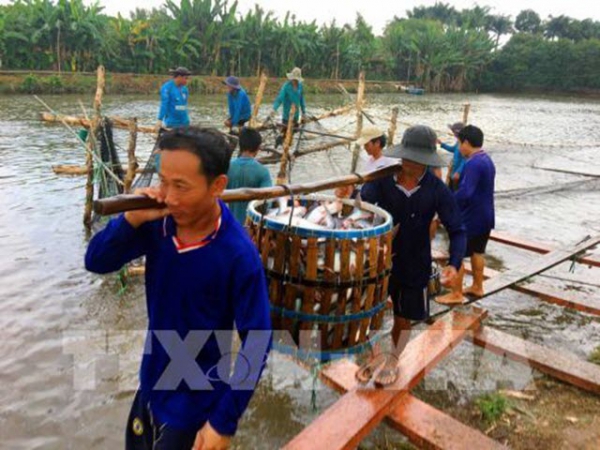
xmin=489 ymin=231 xmax=600 ymax=268
xmin=40 ymin=111 xmax=156 ymax=134
xmin=283 ymin=308 xmax=488 ymax=450
xmin=320 ymin=359 xmax=507 ymax=450
xmin=481 ymin=235 xmax=600 ymax=298
xmin=464 ymin=263 xmax=600 ymax=316
xmin=471 ymin=326 xmax=600 ymax=395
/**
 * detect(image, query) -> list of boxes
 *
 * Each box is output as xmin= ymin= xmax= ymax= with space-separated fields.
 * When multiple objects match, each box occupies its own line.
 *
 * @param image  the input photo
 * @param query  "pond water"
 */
xmin=0 ymin=91 xmax=599 ymax=449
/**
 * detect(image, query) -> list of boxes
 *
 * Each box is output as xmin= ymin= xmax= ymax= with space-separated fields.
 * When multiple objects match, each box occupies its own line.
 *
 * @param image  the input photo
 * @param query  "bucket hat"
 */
xmin=286 ymin=67 xmax=303 ymax=82
xmin=384 ymin=125 xmax=446 ymax=167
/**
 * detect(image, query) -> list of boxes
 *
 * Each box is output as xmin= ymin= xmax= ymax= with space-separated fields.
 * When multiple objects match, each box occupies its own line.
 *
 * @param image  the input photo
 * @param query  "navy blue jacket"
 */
xmin=85 ymin=201 xmax=271 ymax=436
xmin=361 ymin=170 xmax=466 ymax=288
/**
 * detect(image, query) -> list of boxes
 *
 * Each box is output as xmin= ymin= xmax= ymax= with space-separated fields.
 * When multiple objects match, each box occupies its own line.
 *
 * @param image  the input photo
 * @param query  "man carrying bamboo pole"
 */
xmin=155 ymin=66 xmax=191 ymax=131
xmin=345 ymin=125 xmax=466 ymax=386
xmin=85 ymin=127 xmax=271 ymax=449
xmin=223 ymin=76 xmax=252 ymax=134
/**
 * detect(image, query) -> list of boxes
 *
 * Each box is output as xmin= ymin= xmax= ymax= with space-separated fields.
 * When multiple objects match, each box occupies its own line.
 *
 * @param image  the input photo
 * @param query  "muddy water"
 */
xmin=0 ymin=92 xmax=599 ymax=449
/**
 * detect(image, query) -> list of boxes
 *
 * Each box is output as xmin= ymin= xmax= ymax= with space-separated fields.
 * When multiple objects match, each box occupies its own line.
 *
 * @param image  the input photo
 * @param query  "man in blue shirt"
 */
xmin=85 ymin=128 xmax=271 ymax=450
xmin=437 ymin=125 xmax=496 ymax=304
xmin=223 ymin=76 xmax=252 ymax=134
xmin=437 ymin=121 xmax=466 ymax=191
xmin=156 ymin=66 xmax=191 ymax=130
xmin=351 ymin=125 xmax=466 ymax=387
xmin=227 ymin=127 xmax=273 ymax=224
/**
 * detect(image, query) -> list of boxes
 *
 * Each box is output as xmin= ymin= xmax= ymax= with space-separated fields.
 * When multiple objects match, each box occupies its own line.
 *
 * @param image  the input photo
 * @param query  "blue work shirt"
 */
xmin=158 ymin=79 xmax=190 ymax=127
xmin=440 ymin=141 xmax=466 ymax=177
xmin=227 ymin=157 xmax=273 ymax=224
xmin=454 ymin=150 xmax=496 ymax=237
xmin=361 ymin=170 xmax=466 ymax=288
xmin=227 ymin=88 xmax=252 ymax=125
xmin=273 ymin=81 xmax=306 ymax=122
xmin=85 ymin=201 xmax=271 ymax=436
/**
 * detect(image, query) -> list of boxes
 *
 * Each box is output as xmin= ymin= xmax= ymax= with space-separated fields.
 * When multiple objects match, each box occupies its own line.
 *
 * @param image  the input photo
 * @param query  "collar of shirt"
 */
xmin=162 ymin=213 xmax=223 ymax=254
xmin=395 ymin=169 xmax=426 ymax=198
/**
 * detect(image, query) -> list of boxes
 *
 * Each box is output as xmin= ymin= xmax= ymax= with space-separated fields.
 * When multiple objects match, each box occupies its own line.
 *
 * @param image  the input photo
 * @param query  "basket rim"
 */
xmin=247 ymin=193 xmax=393 ymax=239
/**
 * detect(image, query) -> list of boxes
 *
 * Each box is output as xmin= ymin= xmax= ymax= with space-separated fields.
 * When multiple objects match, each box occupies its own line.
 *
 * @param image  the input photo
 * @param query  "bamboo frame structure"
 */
xmin=83 ymin=65 xmax=105 ymax=229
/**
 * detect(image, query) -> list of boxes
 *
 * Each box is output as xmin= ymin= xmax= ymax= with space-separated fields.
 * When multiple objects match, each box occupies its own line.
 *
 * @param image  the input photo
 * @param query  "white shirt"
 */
xmin=361 ymin=155 xmax=400 ymax=173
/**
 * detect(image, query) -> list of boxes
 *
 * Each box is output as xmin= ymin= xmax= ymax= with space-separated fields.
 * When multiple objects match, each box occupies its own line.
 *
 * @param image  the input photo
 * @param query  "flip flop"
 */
xmin=373 ymin=355 xmax=400 ymax=388
xmin=355 ymin=353 xmax=387 ymax=384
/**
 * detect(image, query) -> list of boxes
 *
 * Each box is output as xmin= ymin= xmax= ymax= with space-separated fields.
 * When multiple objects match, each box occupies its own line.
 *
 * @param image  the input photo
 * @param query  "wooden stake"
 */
xmin=83 ymin=65 xmax=105 ymax=229
xmin=250 ymin=72 xmax=268 ymax=128
xmin=462 ymin=102 xmax=471 ymax=125
xmin=276 ymin=105 xmax=296 ymax=184
xmin=123 ymin=118 xmax=139 ymax=193
xmin=388 ymin=106 xmax=399 ymax=146
xmin=351 ymin=72 xmax=365 ymax=173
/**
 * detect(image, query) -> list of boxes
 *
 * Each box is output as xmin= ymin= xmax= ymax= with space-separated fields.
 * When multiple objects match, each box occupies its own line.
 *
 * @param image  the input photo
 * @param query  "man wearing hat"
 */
xmin=156 ymin=66 xmax=192 ymax=131
xmin=223 ymin=76 xmax=252 ymax=133
xmin=353 ymin=125 xmax=466 ymax=387
xmin=357 ymin=126 xmax=398 ymax=172
xmin=437 ymin=121 xmax=466 ymax=190
xmin=271 ymin=67 xmax=307 ymax=138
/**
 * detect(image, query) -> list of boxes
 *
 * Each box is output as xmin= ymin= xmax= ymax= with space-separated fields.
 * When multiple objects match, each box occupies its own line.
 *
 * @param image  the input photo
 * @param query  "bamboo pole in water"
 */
xmin=94 ymin=163 xmax=401 ymax=216
xmin=53 ymin=165 xmax=144 ymax=176
xmin=40 ymin=112 xmax=156 ymax=134
xmin=388 ymin=106 xmax=399 ymax=146
xmin=123 ymin=118 xmax=138 ymax=193
xmin=250 ymin=72 xmax=268 ymax=128
xmin=351 ymin=72 xmax=365 ymax=173
xmin=462 ymin=102 xmax=471 ymax=125
xmin=276 ymin=105 xmax=296 ymax=184
xmin=83 ymin=65 xmax=105 ymax=229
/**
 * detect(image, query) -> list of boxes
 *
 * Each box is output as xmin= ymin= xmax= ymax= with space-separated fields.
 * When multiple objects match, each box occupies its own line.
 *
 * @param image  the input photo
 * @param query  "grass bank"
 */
xmin=0 ymin=71 xmax=404 ymax=96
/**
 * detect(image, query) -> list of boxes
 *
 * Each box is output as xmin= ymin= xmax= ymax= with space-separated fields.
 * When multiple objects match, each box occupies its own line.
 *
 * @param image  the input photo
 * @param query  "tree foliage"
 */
xmin=0 ymin=0 xmax=599 ymax=92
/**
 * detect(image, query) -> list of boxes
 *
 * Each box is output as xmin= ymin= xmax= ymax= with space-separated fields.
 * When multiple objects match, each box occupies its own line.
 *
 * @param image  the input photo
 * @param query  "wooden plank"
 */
xmin=481 ymin=235 xmax=600 ymax=298
xmin=283 ymin=308 xmax=488 ymax=450
xmin=464 ymin=263 xmax=600 ymax=316
xmin=490 ymin=231 xmax=600 ymax=268
xmin=347 ymin=240 xmax=365 ymax=347
xmin=471 ymin=326 xmax=600 ymax=395
xmin=320 ymin=359 xmax=507 ymax=450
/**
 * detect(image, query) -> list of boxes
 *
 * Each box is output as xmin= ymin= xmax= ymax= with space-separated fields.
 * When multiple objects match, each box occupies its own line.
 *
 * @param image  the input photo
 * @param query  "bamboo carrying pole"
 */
xmin=388 ymin=107 xmax=399 ymax=146
xmin=83 ymin=66 xmax=105 ymax=228
xmin=276 ymin=105 xmax=296 ymax=184
xmin=123 ymin=118 xmax=138 ymax=193
xmin=250 ymin=72 xmax=268 ymax=128
xmin=350 ymin=72 xmax=366 ymax=173
xmin=93 ymin=164 xmax=402 ymax=216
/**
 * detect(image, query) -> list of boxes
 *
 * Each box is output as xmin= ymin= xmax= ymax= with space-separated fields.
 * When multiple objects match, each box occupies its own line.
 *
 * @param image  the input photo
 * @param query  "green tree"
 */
xmin=515 ymin=9 xmax=541 ymax=34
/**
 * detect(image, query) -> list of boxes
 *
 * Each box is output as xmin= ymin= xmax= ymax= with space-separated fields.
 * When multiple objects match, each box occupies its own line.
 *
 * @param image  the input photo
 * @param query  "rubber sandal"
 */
xmin=355 ymin=353 xmax=387 ymax=384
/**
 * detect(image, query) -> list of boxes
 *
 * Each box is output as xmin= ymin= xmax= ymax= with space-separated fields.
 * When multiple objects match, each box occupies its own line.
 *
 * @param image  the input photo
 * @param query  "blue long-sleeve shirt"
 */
xmin=454 ymin=151 xmax=496 ymax=237
xmin=85 ymin=201 xmax=271 ymax=436
xmin=273 ymin=81 xmax=306 ymax=122
xmin=361 ymin=170 xmax=466 ymax=288
xmin=158 ymin=79 xmax=190 ymax=127
xmin=440 ymin=141 xmax=466 ymax=177
xmin=227 ymin=88 xmax=252 ymax=125
xmin=227 ymin=157 xmax=273 ymax=224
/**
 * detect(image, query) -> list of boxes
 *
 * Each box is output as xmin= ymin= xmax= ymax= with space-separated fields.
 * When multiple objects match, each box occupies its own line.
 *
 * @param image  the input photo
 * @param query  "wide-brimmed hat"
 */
xmin=448 ymin=121 xmax=464 ymax=135
xmin=223 ymin=75 xmax=241 ymax=89
xmin=169 ymin=66 xmax=192 ymax=77
xmin=286 ymin=67 xmax=303 ymax=82
xmin=384 ymin=125 xmax=446 ymax=167
xmin=356 ymin=126 xmax=385 ymax=146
